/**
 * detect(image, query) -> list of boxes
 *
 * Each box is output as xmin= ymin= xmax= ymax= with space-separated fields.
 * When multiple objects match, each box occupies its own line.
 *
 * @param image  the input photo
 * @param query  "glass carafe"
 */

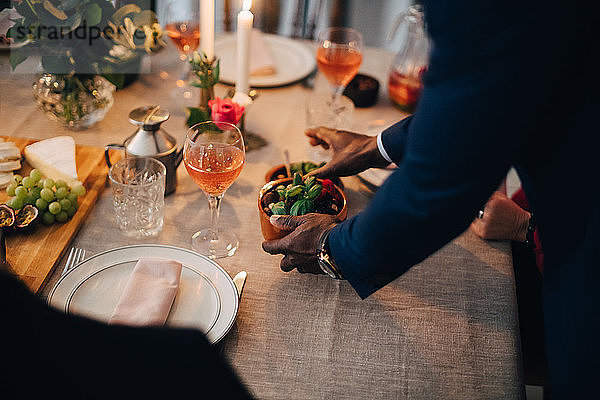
xmin=387 ymin=4 xmax=430 ymax=113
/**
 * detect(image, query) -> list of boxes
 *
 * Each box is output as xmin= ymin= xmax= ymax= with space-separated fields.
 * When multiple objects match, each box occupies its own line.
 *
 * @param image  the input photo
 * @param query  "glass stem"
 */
xmin=207 ymin=194 xmax=223 ymax=241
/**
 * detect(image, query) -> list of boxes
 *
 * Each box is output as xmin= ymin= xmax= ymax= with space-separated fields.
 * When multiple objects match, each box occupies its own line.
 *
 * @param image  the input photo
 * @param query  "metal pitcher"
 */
xmin=105 ymin=105 xmax=183 ymax=195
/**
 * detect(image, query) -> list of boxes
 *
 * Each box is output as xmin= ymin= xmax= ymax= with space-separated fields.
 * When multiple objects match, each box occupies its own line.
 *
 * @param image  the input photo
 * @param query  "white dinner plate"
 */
xmin=357 ymin=167 xmax=395 ymax=188
xmin=214 ymin=33 xmax=316 ymax=88
xmin=48 ymin=244 xmax=239 ymax=344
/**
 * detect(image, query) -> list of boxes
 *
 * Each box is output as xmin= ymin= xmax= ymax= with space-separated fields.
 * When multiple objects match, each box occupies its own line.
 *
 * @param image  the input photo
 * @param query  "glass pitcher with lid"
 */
xmin=387 ymin=4 xmax=431 ymax=113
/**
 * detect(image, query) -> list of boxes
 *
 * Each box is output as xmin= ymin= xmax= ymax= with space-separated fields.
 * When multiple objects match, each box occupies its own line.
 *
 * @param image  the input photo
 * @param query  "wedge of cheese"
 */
xmin=24 ymin=136 xmax=78 ymax=183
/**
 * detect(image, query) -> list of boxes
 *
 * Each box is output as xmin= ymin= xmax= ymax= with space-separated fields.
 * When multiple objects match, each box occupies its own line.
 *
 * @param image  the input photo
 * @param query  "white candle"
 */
xmin=200 ymin=0 xmax=214 ymax=60
xmin=236 ymin=0 xmax=253 ymax=94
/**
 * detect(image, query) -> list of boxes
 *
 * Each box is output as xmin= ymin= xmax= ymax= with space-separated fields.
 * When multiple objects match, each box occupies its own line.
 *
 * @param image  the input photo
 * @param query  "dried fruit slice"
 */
xmin=14 ymin=204 xmax=39 ymax=230
xmin=0 ymin=204 xmax=15 ymax=228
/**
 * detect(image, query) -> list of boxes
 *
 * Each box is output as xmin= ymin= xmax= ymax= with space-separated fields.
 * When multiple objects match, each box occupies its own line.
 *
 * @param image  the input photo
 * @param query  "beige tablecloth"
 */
xmin=0 ymin=40 xmax=523 ymax=399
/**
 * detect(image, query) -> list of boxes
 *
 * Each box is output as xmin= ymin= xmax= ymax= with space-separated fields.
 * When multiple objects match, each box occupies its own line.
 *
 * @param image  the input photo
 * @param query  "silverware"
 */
xmin=232 ymin=270 xmax=247 ymax=300
xmin=61 ymin=247 xmax=86 ymax=276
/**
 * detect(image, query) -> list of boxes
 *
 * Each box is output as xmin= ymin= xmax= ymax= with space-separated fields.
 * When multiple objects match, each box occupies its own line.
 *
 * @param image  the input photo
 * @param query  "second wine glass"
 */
xmin=316 ymin=27 xmax=363 ymax=115
xmin=184 ymin=121 xmax=245 ymax=258
xmin=163 ymin=0 xmax=200 ymax=98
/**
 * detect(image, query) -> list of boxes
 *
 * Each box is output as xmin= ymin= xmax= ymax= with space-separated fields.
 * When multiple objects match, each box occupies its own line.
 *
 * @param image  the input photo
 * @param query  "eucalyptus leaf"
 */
xmin=83 ymin=3 xmax=102 ymax=26
xmin=9 ymin=47 xmax=28 ymax=70
xmin=58 ymin=0 xmax=80 ymax=12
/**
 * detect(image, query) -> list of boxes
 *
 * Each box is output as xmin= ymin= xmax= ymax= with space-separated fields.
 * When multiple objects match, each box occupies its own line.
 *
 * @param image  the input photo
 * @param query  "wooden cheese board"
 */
xmin=0 ymin=136 xmax=108 ymax=293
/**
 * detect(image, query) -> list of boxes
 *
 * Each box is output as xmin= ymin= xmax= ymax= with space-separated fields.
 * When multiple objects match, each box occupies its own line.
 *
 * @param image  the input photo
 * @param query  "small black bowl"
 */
xmin=343 ymin=74 xmax=380 ymax=108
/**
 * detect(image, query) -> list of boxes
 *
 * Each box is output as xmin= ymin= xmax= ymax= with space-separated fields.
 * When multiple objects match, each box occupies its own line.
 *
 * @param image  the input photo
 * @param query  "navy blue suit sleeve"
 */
xmin=380 ymin=116 xmax=413 ymax=164
xmin=329 ymin=1 xmax=534 ymax=298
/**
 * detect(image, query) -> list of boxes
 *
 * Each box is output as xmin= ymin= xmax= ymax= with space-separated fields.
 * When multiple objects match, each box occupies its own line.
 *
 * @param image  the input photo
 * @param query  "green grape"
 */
xmin=24 ymin=193 xmax=36 ymax=205
xmin=59 ymin=198 xmax=71 ymax=210
xmin=22 ymin=176 xmax=34 ymax=188
xmin=29 ymin=169 xmax=42 ymax=183
xmin=40 ymin=188 xmax=55 ymax=202
xmin=30 ymin=186 xmax=42 ymax=199
xmin=35 ymin=198 xmax=49 ymax=211
xmin=12 ymin=174 xmax=22 ymax=184
xmin=48 ymin=201 xmax=61 ymax=215
xmin=71 ymin=184 xmax=86 ymax=197
xmin=14 ymin=186 xmax=27 ymax=199
xmin=55 ymin=179 xmax=68 ymax=189
xmin=66 ymin=193 xmax=78 ymax=204
xmin=55 ymin=187 xmax=68 ymax=199
xmin=42 ymin=211 xmax=55 ymax=225
xmin=55 ymin=210 xmax=68 ymax=223
xmin=9 ymin=196 xmax=23 ymax=210
xmin=66 ymin=206 xmax=77 ymax=218
xmin=43 ymin=178 xmax=55 ymax=189
xmin=6 ymin=182 xmax=17 ymax=197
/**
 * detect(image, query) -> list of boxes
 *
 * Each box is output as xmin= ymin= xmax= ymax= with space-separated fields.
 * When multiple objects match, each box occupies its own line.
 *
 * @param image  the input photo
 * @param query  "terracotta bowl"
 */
xmin=258 ymin=177 xmax=348 ymax=241
xmin=264 ymin=164 xmax=290 ymax=183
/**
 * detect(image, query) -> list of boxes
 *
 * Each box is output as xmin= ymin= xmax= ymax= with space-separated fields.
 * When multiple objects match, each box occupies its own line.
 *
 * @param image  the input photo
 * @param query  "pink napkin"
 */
xmin=108 ymin=258 xmax=182 ymax=327
xmin=249 ymin=29 xmax=276 ymax=76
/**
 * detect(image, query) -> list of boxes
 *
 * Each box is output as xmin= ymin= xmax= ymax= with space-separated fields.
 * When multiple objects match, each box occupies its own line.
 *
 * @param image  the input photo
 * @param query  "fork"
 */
xmin=61 ymin=247 xmax=86 ymax=276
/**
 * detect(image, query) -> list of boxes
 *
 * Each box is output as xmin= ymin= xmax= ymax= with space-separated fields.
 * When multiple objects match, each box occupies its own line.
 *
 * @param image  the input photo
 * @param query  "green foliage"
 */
xmin=266 ymin=172 xmax=323 ymax=217
xmin=7 ymin=0 xmax=164 ymax=82
xmin=185 ymin=106 xmax=211 ymax=128
xmin=290 ymin=161 xmax=326 ymax=176
xmin=190 ymin=52 xmax=220 ymax=89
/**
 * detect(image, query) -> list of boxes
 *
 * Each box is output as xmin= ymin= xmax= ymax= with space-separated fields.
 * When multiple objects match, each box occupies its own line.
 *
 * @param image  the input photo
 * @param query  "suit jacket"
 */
xmin=328 ymin=0 xmax=599 ymax=396
xmin=0 ymin=269 xmax=253 ymax=399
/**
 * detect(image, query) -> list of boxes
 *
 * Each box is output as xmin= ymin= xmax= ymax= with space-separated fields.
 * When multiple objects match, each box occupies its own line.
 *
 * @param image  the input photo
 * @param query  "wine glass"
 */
xmin=184 ymin=121 xmax=245 ymax=258
xmin=316 ymin=27 xmax=363 ymax=116
xmin=163 ymin=0 xmax=200 ymax=98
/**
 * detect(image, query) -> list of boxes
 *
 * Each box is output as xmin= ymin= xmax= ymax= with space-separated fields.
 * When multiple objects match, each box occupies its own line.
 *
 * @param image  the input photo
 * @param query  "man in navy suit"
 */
xmin=262 ymin=0 xmax=600 ymax=397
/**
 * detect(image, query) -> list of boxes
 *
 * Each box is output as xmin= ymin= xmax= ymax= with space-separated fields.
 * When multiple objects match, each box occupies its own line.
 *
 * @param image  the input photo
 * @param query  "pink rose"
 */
xmin=208 ymin=97 xmax=245 ymax=126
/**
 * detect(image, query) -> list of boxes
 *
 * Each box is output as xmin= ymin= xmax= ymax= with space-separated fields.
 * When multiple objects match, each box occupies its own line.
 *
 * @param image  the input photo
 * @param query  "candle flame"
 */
xmin=242 ymin=0 xmax=252 ymax=11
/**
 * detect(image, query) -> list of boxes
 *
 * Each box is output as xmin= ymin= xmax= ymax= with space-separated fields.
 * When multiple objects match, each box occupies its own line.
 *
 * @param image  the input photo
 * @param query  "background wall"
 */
xmin=156 ymin=0 xmax=412 ymax=50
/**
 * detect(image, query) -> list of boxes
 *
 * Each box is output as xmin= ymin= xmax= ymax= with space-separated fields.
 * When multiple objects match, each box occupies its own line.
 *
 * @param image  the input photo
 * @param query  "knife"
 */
xmin=233 ymin=270 xmax=247 ymax=300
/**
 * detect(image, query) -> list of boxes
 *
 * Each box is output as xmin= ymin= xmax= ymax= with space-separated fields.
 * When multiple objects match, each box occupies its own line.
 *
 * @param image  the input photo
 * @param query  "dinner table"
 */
xmin=0 ymin=37 xmax=523 ymax=399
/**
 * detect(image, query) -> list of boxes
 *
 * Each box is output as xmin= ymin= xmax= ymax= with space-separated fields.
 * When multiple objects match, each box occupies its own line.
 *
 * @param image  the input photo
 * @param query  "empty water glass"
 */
xmin=305 ymin=92 xmax=354 ymax=163
xmin=109 ymin=157 xmax=166 ymax=237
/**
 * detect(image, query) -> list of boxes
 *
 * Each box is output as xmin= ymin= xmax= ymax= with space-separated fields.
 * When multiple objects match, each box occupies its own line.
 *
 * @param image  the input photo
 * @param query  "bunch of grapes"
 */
xmin=5 ymin=169 xmax=86 ymax=225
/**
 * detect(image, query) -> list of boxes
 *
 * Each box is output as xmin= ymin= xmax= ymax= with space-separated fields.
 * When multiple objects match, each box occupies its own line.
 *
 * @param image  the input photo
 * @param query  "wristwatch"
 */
xmin=317 ymin=229 xmax=344 ymax=280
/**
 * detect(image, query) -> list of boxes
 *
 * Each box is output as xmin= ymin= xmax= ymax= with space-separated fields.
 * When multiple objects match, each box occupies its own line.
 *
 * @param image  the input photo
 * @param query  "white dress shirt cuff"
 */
xmin=376 ymin=132 xmax=393 ymax=164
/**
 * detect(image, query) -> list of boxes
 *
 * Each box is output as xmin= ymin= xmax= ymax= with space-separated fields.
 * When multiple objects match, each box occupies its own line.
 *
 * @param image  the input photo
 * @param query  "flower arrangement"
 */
xmin=185 ymin=51 xmax=251 ymax=130
xmin=4 ymin=0 xmax=165 ymax=88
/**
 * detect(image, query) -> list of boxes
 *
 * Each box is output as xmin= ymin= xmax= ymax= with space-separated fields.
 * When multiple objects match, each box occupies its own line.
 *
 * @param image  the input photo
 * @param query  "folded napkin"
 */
xmin=108 ymin=258 xmax=182 ymax=327
xmin=249 ymin=29 xmax=276 ymax=76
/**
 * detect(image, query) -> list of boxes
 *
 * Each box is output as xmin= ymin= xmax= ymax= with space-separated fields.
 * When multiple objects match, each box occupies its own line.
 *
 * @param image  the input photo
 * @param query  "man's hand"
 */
xmin=304 ymin=127 xmax=390 ymax=179
xmin=262 ymin=213 xmax=339 ymax=273
xmin=471 ymin=191 xmax=531 ymax=242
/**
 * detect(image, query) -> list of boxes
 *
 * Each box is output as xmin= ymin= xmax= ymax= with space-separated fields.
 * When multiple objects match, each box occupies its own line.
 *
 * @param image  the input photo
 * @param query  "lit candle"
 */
xmin=200 ymin=0 xmax=214 ymax=60
xmin=236 ymin=0 xmax=253 ymax=95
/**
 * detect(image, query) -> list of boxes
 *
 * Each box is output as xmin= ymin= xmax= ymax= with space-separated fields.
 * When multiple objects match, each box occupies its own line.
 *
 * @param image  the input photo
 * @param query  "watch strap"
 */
xmin=317 ymin=229 xmax=344 ymax=280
